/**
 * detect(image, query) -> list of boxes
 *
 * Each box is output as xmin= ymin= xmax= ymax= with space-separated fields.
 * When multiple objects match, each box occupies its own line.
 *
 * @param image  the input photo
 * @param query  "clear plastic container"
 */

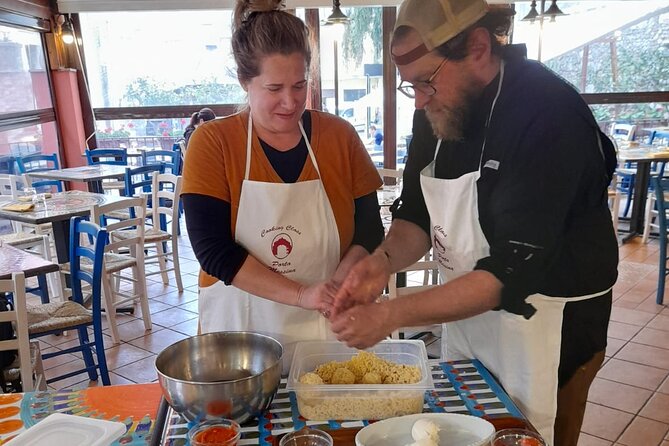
xmin=286 ymin=340 xmax=433 ymax=420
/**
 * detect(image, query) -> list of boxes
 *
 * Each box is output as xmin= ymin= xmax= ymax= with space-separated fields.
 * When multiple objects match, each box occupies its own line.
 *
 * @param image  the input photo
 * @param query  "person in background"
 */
xmin=369 ymin=124 xmax=383 ymax=152
xmin=181 ymin=0 xmax=383 ymax=371
xmin=330 ymin=0 xmax=618 ymax=444
xmin=183 ymin=107 xmax=216 ymax=147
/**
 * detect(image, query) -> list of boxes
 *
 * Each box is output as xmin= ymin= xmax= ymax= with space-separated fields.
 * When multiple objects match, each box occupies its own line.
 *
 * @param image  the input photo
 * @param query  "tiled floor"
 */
xmin=32 ymin=224 xmax=669 ymax=445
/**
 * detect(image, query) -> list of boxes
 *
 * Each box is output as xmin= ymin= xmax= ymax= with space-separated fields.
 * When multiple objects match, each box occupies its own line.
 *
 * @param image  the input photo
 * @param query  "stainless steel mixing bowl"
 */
xmin=155 ymin=331 xmax=283 ymax=423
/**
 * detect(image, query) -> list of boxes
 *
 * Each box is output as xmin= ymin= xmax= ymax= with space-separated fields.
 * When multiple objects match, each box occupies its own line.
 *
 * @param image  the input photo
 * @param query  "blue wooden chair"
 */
xmin=27 ymin=217 xmax=111 ymax=385
xmin=85 ymin=148 xmax=128 ymax=166
xmin=142 ymin=149 xmax=181 ymax=175
xmin=124 ymin=164 xmax=165 ymax=197
xmin=652 ymin=176 xmax=669 ymax=305
xmin=15 ymin=153 xmax=63 ymax=193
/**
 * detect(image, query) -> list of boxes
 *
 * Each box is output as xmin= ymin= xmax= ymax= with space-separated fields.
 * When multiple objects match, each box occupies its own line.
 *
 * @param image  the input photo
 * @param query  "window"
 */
xmin=79 ymin=11 xmax=245 ymax=108
xmin=0 ymin=24 xmax=58 ymax=168
xmin=513 ymin=1 xmax=668 ymax=93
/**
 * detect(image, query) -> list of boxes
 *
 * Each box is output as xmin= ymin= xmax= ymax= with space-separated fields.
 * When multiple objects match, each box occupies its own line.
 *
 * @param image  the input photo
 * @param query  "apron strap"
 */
xmin=245 ymin=114 xmax=324 ymax=181
xmin=478 ymin=60 xmax=505 ymax=171
xmin=245 ymin=113 xmax=253 ymax=180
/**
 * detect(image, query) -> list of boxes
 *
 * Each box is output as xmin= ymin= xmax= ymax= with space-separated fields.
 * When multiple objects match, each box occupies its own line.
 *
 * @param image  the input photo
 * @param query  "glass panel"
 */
xmin=94 ymin=117 xmax=187 ymax=152
xmin=320 ymin=7 xmax=392 ymax=165
xmin=79 ymin=11 xmax=246 ymax=107
xmin=0 ymin=24 xmax=52 ymax=114
xmin=512 ymin=1 xmax=668 ymax=93
xmin=0 ymin=122 xmax=60 ymax=174
xmin=591 ymin=102 xmax=669 ymax=144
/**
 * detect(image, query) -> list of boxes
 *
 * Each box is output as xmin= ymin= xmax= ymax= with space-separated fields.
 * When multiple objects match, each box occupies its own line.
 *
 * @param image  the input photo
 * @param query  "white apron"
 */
xmin=420 ymin=62 xmax=609 ymax=445
xmin=199 ymin=114 xmax=340 ymax=372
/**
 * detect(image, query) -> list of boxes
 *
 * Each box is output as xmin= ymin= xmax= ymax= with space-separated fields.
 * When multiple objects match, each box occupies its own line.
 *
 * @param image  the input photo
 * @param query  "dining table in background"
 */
xmin=617 ymin=147 xmax=669 ymax=243
xmin=0 ymin=243 xmax=59 ymax=280
xmin=26 ymin=165 xmax=127 ymax=194
xmin=0 ymin=191 xmax=134 ymax=267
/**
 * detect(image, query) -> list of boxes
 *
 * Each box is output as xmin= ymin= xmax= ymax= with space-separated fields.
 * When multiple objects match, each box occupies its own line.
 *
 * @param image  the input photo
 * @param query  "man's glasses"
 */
xmin=397 ymin=58 xmax=447 ymax=99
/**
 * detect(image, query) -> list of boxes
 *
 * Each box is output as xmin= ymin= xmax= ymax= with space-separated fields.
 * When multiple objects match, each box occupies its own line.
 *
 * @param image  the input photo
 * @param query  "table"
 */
xmin=156 ymin=359 xmax=528 ymax=446
xmin=0 ymin=244 xmax=59 ymax=280
xmin=0 ymin=383 xmax=163 ymax=445
xmin=27 ymin=165 xmax=127 ymax=194
xmin=617 ymin=148 xmax=669 ymax=243
xmin=0 ymin=191 xmax=134 ymax=266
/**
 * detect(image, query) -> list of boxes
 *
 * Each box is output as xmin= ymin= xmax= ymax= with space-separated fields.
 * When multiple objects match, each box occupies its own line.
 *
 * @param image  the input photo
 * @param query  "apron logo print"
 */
xmin=271 ymin=233 xmax=293 ymax=259
xmin=433 ymin=234 xmax=447 ymax=255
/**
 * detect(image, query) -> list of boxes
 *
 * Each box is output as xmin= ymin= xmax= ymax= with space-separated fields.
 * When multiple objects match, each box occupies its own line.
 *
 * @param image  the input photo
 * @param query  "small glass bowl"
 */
xmin=188 ymin=419 xmax=241 ymax=446
xmin=493 ymin=428 xmax=546 ymax=446
xmin=279 ymin=427 xmax=333 ymax=446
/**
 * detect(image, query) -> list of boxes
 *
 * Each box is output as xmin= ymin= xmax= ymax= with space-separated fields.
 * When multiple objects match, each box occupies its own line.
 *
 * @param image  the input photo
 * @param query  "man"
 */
xmin=369 ymin=124 xmax=384 ymax=151
xmin=329 ymin=0 xmax=618 ymax=444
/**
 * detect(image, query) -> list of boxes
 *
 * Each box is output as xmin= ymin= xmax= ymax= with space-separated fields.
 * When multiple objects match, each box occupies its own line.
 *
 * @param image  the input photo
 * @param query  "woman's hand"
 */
xmin=296 ymin=281 xmax=339 ymax=318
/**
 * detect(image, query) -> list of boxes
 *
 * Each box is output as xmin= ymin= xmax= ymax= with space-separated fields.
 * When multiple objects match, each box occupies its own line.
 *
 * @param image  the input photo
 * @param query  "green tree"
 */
xmin=544 ymin=12 xmax=669 ymax=124
xmin=342 ymin=7 xmax=383 ymax=66
xmin=123 ymin=77 xmax=245 ymax=107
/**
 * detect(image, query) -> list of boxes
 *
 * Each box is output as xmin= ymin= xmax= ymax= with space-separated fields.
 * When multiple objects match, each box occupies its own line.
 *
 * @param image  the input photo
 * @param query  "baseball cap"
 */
xmin=393 ymin=0 xmax=488 ymax=65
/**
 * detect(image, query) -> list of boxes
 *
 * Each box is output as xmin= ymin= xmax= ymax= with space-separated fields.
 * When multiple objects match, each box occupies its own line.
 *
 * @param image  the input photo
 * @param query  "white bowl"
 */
xmin=355 ymin=413 xmax=495 ymax=446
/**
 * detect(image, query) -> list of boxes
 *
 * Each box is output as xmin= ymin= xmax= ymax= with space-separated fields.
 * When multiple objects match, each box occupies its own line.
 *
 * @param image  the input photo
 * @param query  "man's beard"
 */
xmin=425 ymin=79 xmax=481 ymax=142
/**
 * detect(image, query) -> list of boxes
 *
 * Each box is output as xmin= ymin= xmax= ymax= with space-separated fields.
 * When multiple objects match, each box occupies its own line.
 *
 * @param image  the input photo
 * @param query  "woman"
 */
xmin=183 ymin=107 xmax=216 ymax=147
xmin=182 ymin=0 xmax=384 ymax=369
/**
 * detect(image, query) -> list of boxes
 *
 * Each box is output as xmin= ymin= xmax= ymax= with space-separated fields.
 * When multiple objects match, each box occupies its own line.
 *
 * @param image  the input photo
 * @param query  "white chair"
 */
xmin=114 ymin=173 xmax=184 ymax=291
xmin=387 ymin=259 xmax=441 ymax=354
xmin=377 ymin=167 xmax=403 ymax=184
xmin=611 ymin=123 xmax=637 ymax=142
xmin=0 ymin=273 xmax=46 ymax=392
xmin=608 ymin=173 xmax=621 ymax=238
xmin=88 ymin=196 xmax=151 ymax=344
xmin=0 ymin=175 xmax=62 ymax=302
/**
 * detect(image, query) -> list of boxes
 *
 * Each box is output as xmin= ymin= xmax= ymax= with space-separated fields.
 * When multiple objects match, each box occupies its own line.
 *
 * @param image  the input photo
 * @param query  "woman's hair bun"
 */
xmin=236 ymin=0 xmax=284 ymax=25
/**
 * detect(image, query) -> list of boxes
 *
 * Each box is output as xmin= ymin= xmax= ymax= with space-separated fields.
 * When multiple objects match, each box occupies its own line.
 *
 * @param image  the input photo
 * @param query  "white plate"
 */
xmin=6 ymin=413 xmax=126 ymax=446
xmin=355 ymin=413 xmax=495 ymax=446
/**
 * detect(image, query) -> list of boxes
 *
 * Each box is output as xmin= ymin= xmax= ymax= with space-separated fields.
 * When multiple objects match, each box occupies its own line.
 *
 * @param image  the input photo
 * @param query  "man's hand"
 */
xmin=296 ymin=281 xmax=339 ymax=318
xmin=330 ymin=301 xmax=394 ymax=349
xmin=332 ymin=249 xmax=392 ymax=315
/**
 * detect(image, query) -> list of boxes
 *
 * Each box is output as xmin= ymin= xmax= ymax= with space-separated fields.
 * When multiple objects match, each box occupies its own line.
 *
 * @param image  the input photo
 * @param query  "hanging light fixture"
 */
xmin=541 ymin=0 xmax=567 ymax=22
xmin=521 ymin=0 xmax=540 ymax=22
xmin=322 ymin=0 xmax=350 ymax=26
xmin=56 ymin=15 xmax=74 ymax=45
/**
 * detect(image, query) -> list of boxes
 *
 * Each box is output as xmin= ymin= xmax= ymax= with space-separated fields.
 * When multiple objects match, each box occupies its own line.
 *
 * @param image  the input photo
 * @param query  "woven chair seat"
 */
xmin=27 ymin=301 xmax=92 ymax=334
xmin=0 ymin=232 xmax=44 ymax=246
xmin=107 ymin=209 xmax=131 ymax=220
xmin=114 ymin=227 xmax=170 ymax=243
xmin=61 ymin=252 xmax=136 ymax=275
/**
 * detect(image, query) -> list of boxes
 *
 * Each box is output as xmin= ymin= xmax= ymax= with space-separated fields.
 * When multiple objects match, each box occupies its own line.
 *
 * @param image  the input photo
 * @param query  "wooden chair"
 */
xmin=113 ymin=173 xmax=184 ymax=291
xmin=91 ymin=196 xmax=151 ymax=344
xmin=15 ymin=153 xmax=63 ymax=193
xmin=86 ymin=149 xmax=128 ymax=192
xmin=608 ymin=173 xmax=621 ymax=238
xmin=652 ymin=177 xmax=669 ymax=305
xmin=0 ymin=175 xmax=61 ymax=302
xmin=387 ymin=259 xmax=441 ymax=358
xmin=28 ymin=217 xmax=111 ymax=386
xmin=0 ymin=273 xmax=46 ymax=392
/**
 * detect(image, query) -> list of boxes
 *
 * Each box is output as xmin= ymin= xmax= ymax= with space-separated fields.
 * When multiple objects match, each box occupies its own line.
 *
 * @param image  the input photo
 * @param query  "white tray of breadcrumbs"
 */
xmin=286 ymin=340 xmax=433 ymax=420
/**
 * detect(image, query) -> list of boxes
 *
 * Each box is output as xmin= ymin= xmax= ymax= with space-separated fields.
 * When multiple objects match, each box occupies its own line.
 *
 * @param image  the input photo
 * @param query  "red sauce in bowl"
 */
xmin=193 ymin=425 xmax=238 ymax=445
